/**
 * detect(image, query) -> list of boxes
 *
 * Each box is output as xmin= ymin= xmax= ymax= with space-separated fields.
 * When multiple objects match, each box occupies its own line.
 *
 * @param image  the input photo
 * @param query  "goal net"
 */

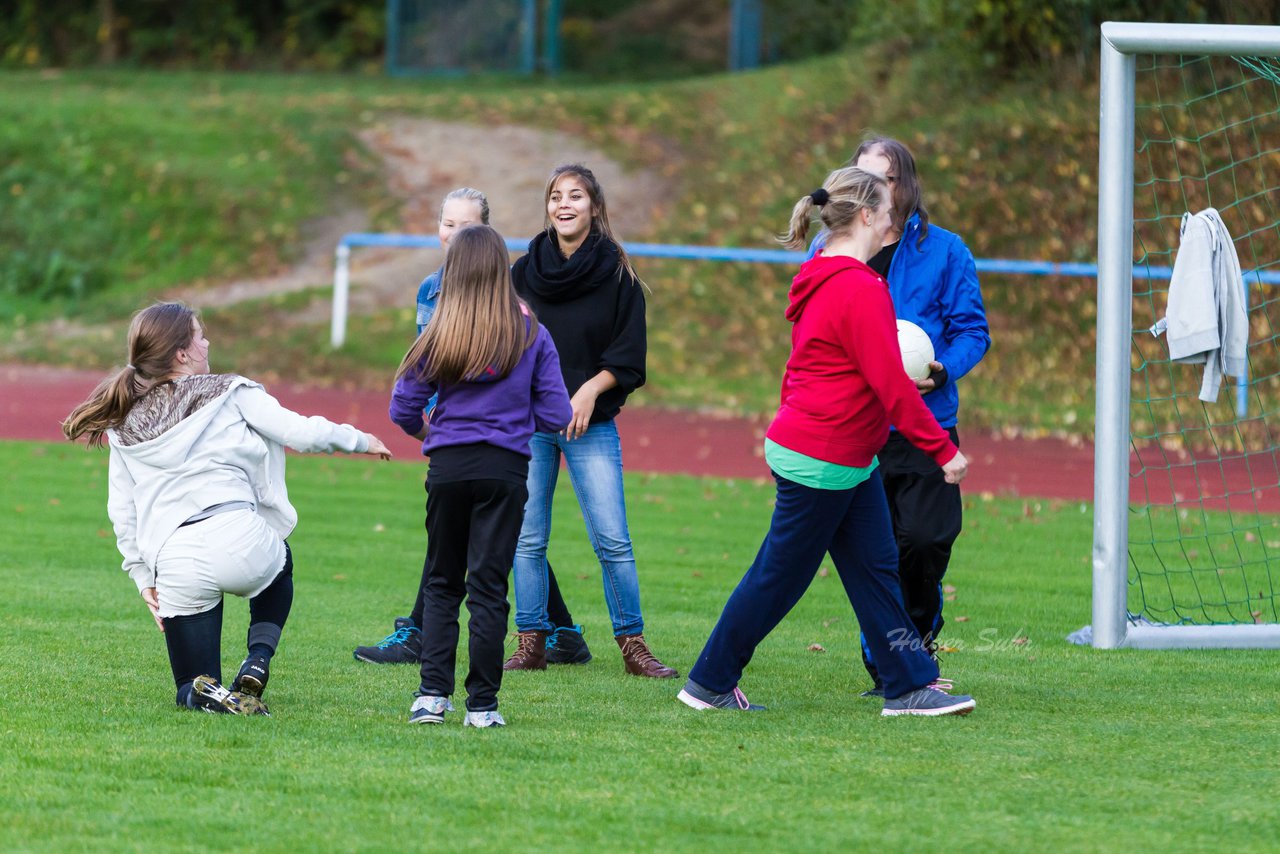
xmin=1094 ymin=22 xmax=1280 ymax=648
xmin=386 ymin=0 xmax=537 ymax=76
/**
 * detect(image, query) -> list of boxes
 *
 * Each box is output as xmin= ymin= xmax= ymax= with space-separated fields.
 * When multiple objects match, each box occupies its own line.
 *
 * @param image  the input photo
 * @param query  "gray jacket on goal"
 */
xmin=1158 ymin=207 xmax=1249 ymax=403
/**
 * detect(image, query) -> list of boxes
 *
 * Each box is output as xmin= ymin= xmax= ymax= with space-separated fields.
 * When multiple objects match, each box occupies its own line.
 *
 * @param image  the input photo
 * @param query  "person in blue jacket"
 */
xmin=808 ymin=136 xmax=990 ymax=695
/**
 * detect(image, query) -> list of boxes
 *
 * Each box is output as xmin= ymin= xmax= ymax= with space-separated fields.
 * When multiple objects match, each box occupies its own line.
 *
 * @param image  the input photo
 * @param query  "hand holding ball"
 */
xmin=896 ymin=320 xmax=935 ymax=383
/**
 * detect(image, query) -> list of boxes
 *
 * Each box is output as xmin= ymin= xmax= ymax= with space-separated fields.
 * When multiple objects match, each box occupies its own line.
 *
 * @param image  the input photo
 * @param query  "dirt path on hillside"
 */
xmin=4 ymin=116 xmax=672 ymax=350
xmin=180 ymin=117 xmax=671 ymax=322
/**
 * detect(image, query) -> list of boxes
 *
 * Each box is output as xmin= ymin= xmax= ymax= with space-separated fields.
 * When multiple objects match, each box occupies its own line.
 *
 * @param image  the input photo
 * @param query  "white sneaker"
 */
xmin=408 ymin=695 xmax=454 ymax=725
xmin=463 ymin=710 xmax=506 ymax=728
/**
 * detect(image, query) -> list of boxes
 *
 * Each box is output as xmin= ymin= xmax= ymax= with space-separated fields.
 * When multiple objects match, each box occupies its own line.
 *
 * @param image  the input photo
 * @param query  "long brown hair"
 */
xmin=543 ymin=163 xmax=641 ymax=285
xmin=62 ymin=302 xmax=197 ymax=447
xmin=851 ymin=136 xmax=930 ymax=246
xmin=397 ymin=225 xmax=536 ymax=385
xmin=778 ymin=167 xmax=889 ymax=250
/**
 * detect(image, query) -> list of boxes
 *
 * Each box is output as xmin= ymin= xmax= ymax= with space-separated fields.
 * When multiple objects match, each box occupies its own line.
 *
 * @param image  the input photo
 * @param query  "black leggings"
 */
xmin=163 ymin=542 xmax=294 ymax=706
xmin=410 ymin=556 xmax=575 ymax=629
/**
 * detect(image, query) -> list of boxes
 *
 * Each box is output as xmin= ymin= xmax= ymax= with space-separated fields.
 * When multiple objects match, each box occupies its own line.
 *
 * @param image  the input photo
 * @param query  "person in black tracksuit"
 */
xmin=809 ymin=137 xmax=990 ymax=692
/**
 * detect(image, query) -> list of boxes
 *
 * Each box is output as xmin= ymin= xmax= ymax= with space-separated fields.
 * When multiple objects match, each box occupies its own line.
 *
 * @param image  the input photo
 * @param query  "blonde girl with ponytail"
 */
xmin=680 ymin=167 xmax=977 ymax=717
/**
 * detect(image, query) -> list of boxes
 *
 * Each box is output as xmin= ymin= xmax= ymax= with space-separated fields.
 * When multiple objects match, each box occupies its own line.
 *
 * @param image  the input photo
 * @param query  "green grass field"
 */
xmin=3 ymin=440 xmax=1278 ymax=850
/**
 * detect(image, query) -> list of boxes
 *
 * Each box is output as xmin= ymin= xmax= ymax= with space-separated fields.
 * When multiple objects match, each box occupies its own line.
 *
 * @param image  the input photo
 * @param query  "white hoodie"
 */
xmin=107 ymin=375 xmax=369 ymax=592
xmin=1162 ymin=208 xmax=1249 ymax=403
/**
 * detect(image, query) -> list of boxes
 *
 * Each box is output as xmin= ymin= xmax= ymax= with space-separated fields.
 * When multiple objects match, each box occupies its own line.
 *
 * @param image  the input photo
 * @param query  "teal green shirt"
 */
xmin=764 ymin=438 xmax=878 ymax=491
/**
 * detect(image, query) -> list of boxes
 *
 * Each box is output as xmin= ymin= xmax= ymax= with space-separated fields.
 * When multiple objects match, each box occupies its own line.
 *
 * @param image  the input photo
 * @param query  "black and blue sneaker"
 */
xmin=353 ymin=617 xmax=422 ymax=664
xmin=232 ymin=655 xmax=270 ymax=698
xmin=545 ymin=624 xmax=593 ymax=665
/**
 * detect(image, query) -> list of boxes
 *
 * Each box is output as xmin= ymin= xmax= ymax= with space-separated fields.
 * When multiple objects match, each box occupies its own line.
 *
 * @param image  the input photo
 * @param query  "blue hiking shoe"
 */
xmin=546 ymin=624 xmax=593 ymax=665
xmin=676 ymin=678 xmax=765 ymax=711
xmin=881 ymin=680 xmax=975 ymax=717
xmin=353 ymin=617 xmax=421 ymax=664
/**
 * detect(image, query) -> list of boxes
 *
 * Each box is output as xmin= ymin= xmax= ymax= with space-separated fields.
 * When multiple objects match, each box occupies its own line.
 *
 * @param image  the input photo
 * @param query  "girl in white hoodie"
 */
xmin=63 ymin=302 xmax=391 ymax=715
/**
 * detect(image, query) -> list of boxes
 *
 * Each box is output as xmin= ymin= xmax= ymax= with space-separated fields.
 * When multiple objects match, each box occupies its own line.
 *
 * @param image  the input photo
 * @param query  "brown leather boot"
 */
xmin=616 ymin=633 xmax=678 ymax=679
xmin=502 ymin=630 xmax=548 ymax=671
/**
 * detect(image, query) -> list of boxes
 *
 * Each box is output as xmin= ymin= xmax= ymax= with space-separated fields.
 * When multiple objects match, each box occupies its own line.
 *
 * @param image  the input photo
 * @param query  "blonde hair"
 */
xmin=62 ymin=302 xmax=197 ymax=447
xmin=397 ymin=225 xmax=536 ymax=385
xmin=778 ymin=166 xmax=889 ymax=250
xmin=440 ymin=187 xmax=490 ymax=224
xmin=543 ymin=163 xmax=641 ymax=285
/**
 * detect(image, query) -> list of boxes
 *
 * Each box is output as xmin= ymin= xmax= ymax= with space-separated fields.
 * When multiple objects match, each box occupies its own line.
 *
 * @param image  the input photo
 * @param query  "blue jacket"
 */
xmin=416 ymin=268 xmax=443 ymax=334
xmin=413 ymin=267 xmax=444 ymax=412
xmin=807 ymin=213 xmax=989 ymax=428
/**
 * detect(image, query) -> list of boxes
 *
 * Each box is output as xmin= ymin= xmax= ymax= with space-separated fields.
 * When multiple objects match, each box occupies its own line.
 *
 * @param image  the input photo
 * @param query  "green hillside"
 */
xmin=0 ymin=48 xmax=1101 ymax=434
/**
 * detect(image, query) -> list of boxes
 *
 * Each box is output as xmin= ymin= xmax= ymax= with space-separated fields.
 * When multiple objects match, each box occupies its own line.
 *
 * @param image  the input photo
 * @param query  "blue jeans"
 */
xmin=688 ymin=469 xmax=939 ymax=701
xmin=513 ymin=419 xmax=644 ymax=636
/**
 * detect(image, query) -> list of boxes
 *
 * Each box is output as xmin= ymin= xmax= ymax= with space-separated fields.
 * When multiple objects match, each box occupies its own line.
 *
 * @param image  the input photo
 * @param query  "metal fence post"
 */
xmin=331 ymin=243 xmax=350 ymax=349
xmin=542 ymin=0 xmax=562 ymax=75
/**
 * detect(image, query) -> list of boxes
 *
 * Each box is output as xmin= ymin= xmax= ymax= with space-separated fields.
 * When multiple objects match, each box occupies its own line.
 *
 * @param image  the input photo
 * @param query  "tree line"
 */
xmin=3 ymin=0 xmax=1279 ymax=74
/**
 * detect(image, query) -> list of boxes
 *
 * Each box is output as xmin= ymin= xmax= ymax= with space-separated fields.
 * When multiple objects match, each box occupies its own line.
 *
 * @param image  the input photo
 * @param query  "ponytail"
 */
xmin=780 ymin=192 xmax=825 ymax=251
xmin=777 ymin=168 xmax=888 ymax=251
xmin=62 ymin=302 xmax=197 ymax=447
xmin=63 ymin=367 xmax=144 ymax=447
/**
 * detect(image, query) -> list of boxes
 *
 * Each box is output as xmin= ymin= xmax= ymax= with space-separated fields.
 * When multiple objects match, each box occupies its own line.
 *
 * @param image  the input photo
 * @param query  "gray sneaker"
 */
xmin=463 ymin=710 xmax=506 ymax=728
xmin=881 ymin=680 xmax=975 ymax=717
xmin=677 ymin=678 xmax=765 ymax=711
xmin=408 ymin=694 xmax=455 ymax=725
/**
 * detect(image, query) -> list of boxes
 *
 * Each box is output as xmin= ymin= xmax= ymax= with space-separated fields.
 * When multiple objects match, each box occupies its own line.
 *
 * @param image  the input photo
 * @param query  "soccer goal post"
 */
xmin=1095 ymin=22 xmax=1280 ymax=648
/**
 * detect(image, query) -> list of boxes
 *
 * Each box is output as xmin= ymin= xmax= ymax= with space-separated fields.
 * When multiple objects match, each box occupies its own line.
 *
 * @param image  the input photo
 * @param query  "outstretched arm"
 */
xmin=234 ymin=385 xmax=387 ymax=457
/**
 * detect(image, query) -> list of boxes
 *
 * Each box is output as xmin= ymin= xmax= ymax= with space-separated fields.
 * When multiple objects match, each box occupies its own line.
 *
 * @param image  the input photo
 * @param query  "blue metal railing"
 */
xmin=330 ymin=231 xmax=1270 ymax=419
xmin=334 ymin=231 xmax=1280 ymax=283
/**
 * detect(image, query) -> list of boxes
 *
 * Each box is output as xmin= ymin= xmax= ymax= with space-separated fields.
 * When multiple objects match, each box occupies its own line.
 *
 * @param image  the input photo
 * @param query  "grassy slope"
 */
xmin=0 ymin=53 xmax=1101 ymax=434
xmin=2 ymin=441 xmax=1279 ymax=850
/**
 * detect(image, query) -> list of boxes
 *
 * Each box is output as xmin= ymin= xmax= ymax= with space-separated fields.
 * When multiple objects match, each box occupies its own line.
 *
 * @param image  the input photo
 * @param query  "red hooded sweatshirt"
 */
xmin=765 ymin=253 xmax=959 ymax=469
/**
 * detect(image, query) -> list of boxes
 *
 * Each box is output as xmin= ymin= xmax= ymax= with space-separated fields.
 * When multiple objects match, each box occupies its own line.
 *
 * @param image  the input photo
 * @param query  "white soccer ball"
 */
xmin=896 ymin=319 xmax=935 ymax=382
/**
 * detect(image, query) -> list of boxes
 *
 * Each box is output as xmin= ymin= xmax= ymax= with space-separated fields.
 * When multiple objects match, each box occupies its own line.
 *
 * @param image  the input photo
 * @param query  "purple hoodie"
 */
xmin=390 ymin=323 xmax=572 ymax=458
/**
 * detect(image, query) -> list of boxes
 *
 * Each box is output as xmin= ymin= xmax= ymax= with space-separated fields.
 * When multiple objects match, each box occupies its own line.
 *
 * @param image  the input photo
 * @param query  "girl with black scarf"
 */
xmin=502 ymin=164 xmax=677 ymax=679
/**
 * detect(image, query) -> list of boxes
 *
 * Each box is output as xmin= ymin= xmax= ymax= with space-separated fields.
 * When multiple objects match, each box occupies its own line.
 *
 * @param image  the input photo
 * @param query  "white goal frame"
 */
xmin=1094 ymin=21 xmax=1280 ymax=648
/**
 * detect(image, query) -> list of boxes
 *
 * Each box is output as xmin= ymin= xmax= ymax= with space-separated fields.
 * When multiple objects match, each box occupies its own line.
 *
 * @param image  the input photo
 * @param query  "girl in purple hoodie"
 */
xmin=389 ymin=224 xmax=572 ymax=728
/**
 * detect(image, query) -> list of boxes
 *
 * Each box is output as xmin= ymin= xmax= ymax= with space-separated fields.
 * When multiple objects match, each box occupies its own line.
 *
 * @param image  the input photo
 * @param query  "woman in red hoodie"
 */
xmin=678 ymin=166 xmax=977 ymax=717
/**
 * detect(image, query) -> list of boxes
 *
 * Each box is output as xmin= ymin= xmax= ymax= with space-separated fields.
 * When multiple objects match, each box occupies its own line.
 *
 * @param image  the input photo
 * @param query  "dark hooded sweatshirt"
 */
xmin=511 ymin=230 xmax=646 ymax=425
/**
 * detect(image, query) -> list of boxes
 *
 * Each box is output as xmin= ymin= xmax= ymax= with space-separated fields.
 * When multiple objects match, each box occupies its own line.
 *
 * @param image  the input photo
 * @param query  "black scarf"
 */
xmin=518 ymin=230 xmax=621 ymax=303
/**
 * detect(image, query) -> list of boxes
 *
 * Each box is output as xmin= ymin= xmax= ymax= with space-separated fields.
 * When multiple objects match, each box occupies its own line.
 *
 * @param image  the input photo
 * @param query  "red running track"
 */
xmin=6 ymin=362 xmax=1278 ymax=511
